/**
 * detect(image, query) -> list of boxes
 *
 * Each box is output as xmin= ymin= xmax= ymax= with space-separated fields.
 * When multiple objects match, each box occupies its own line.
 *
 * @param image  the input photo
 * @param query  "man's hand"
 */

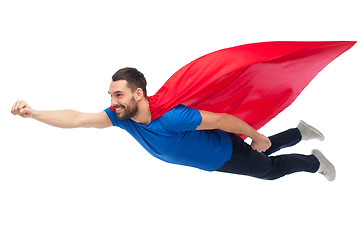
xmin=11 ymin=100 xmax=34 ymax=118
xmin=251 ymin=134 xmax=271 ymax=152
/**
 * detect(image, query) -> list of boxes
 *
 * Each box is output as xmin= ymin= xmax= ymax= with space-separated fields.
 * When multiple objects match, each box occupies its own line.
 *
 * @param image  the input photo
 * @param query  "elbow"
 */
xmin=215 ymin=113 xmax=229 ymax=130
xmin=69 ymin=111 xmax=83 ymax=128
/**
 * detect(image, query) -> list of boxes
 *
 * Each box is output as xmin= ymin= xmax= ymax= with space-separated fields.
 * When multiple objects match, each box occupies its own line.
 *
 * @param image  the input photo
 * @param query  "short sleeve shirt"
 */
xmin=104 ymin=104 xmax=232 ymax=171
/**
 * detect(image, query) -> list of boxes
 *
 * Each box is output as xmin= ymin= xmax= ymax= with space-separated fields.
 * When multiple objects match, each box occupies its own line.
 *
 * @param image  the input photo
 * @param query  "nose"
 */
xmin=111 ymin=97 xmax=118 ymax=107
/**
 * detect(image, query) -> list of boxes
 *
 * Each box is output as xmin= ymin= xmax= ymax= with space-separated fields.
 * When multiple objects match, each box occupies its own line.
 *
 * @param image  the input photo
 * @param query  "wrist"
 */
xmin=31 ymin=109 xmax=39 ymax=119
xmin=250 ymin=132 xmax=263 ymax=141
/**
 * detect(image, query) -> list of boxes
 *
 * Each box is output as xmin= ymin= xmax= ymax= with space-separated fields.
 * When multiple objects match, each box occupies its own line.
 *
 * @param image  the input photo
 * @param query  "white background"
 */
xmin=1 ymin=0 xmax=359 ymax=239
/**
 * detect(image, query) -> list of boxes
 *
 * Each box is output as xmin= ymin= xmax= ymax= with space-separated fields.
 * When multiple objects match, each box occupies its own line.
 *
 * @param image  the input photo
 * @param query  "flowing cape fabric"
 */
xmin=112 ymin=41 xmax=356 ymax=139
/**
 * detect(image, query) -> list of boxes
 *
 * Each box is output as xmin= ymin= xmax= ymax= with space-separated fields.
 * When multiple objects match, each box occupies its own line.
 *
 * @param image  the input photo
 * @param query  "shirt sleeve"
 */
xmin=162 ymin=105 xmax=202 ymax=133
xmin=104 ymin=108 xmax=125 ymax=128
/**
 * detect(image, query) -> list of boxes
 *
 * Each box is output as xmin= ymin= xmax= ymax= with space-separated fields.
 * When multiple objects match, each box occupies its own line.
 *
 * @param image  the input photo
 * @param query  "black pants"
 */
xmin=216 ymin=128 xmax=320 ymax=180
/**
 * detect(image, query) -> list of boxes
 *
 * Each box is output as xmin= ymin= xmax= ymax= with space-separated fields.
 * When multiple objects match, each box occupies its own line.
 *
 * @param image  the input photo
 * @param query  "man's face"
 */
xmin=108 ymin=80 xmax=139 ymax=120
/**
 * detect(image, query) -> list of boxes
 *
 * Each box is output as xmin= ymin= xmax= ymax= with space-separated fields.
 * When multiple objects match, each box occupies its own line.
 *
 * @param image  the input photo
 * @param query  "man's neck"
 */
xmin=131 ymin=98 xmax=152 ymax=125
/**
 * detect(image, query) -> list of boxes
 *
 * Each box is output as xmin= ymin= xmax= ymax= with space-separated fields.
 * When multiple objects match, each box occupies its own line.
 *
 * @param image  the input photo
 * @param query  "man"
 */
xmin=11 ymin=67 xmax=335 ymax=181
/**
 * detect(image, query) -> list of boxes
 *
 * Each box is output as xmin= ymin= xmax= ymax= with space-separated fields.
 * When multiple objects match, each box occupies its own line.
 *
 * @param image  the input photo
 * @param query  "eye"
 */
xmin=116 ymin=94 xmax=122 ymax=97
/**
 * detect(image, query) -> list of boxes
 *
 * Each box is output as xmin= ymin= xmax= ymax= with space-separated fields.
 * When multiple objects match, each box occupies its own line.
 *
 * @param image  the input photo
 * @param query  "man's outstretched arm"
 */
xmin=11 ymin=100 xmax=112 ymax=129
xmin=196 ymin=110 xmax=271 ymax=152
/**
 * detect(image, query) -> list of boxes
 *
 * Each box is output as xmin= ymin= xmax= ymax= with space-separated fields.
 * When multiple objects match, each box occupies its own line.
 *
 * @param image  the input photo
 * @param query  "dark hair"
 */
xmin=112 ymin=67 xmax=147 ymax=96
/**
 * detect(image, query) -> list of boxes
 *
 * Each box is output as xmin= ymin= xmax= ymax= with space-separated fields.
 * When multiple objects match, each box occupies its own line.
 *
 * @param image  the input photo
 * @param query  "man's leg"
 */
xmin=264 ymin=121 xmax=325 ymax=156
xmin=264 ymin=128 xmax=302 ymax=156
xmin=217 ymin=133 xmax=320 ymax=180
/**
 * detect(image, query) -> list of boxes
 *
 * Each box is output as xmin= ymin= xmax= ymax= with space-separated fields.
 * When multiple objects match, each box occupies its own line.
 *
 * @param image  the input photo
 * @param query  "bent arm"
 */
xmin=196 ymin=110 xmax=271 ymax=152
xmin=196 ymin=110 xmax=258 ymax=139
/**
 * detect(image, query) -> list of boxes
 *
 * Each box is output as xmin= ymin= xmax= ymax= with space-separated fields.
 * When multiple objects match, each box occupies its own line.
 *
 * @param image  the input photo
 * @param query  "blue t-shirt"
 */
xmin=104 ymin=104 xmax=233 ymax=171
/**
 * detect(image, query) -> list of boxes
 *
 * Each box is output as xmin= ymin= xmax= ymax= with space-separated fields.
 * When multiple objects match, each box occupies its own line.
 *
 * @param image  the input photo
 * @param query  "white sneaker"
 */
xmin=312 ymin=149 xmax=336 ymax=181
xmin=297 ymin=120 xmax=325 ymax=141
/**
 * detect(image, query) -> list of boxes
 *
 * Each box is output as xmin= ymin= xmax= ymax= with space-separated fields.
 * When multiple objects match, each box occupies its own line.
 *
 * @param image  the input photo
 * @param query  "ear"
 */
xmin=134 ymin=88 xmax=144 ymax=101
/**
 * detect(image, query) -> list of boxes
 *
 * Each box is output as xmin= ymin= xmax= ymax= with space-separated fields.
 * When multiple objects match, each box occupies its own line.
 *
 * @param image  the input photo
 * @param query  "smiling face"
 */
xmin=108 ymin=80 xmax=139 ymax=120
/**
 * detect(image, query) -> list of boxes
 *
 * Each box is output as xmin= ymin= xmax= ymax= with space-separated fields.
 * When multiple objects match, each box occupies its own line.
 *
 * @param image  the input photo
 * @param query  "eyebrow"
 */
xmin=108 ymin=90 xmax=123 ymax=95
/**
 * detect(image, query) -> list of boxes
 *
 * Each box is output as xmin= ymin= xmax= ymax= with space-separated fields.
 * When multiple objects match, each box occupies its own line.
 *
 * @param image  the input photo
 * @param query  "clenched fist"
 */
xmin=250 ymin=133 xmax=272 ymax=153
xmin=11 ymin=100 xmax=34 ymax=118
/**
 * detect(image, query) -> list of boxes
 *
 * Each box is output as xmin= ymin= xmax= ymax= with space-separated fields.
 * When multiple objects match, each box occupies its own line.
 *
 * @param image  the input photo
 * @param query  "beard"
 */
xmin=114 ymin=97 xmax=139 ymax=120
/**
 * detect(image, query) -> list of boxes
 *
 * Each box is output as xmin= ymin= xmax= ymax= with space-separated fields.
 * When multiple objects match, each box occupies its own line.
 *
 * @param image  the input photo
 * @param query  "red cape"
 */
xmin=113 ymin=41 xmax=356 ymax=139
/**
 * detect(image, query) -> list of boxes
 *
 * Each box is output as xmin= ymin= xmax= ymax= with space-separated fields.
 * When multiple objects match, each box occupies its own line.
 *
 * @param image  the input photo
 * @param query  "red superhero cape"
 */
xmin=112 ymin=41 xmax=356 ymax=139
